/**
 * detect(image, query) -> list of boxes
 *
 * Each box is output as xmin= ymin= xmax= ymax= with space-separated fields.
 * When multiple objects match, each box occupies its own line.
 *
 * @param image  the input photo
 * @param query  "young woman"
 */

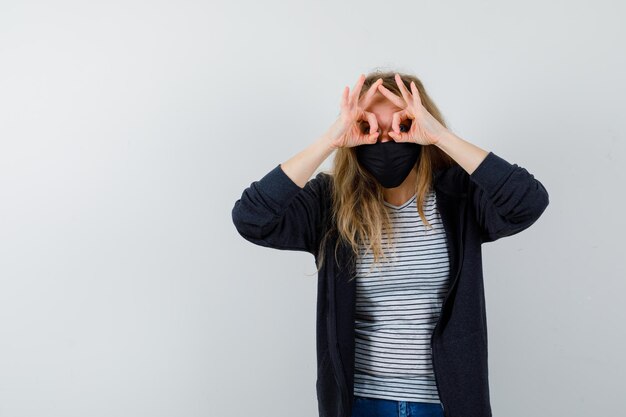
xmin=232 ymin=71 xmax=549 ymax=417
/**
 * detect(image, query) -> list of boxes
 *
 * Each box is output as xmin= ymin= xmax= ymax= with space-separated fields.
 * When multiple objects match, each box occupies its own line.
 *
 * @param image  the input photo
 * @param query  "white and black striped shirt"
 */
xmin=353 ymin=189 xmax=450 ymax=404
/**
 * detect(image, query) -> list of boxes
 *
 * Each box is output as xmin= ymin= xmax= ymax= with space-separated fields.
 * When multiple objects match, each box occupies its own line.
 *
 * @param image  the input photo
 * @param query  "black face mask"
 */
xmin=355 ymin=141 xmax=422 ymax=188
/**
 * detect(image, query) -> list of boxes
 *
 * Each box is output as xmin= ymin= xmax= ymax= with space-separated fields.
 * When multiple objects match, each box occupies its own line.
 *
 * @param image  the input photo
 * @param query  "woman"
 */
xmin=231 ymin=71 xmax=549 ymax=417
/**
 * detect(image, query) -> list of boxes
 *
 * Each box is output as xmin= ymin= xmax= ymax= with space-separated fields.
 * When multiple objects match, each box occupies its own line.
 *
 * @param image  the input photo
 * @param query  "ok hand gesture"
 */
xmin=326 ymin=74 xmax=384 ymax=150
xmin=377 ymin=74 xmax=449 ymax=146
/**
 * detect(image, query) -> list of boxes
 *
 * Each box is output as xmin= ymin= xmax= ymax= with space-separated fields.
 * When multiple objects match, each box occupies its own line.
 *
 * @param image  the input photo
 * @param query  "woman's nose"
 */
xmin=376 ymin=128 xmax=393 ymax=143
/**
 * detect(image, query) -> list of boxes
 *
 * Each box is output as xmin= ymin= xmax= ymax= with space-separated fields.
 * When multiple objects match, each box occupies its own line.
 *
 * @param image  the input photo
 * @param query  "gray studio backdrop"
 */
xmin=0 ymin=1 xmax=624 ymax=416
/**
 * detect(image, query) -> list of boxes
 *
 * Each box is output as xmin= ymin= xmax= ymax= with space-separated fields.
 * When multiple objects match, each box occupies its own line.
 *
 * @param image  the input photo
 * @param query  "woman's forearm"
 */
xmin=280 ymin=132 xmax=337 ymax=188
xmin=433 ymin=130 xmax=489 ymax=175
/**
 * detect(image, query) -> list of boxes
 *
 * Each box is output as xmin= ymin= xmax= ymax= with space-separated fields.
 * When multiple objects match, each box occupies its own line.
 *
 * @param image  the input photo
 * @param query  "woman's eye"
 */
xmin=399 ymin=124 xmax=409 ymax=133
xmin=360 ymin=123 xmax=370 ymax=133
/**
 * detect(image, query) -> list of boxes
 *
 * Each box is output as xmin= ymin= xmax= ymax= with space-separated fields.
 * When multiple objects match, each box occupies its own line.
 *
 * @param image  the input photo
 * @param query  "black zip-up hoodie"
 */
xmin=231 ymin=151 xmax=549 ymax=417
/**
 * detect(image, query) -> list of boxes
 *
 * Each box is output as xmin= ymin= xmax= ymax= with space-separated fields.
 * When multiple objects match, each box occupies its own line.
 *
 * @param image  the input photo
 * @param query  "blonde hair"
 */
xmin=316 ymin=70 xmax=455 ymax=279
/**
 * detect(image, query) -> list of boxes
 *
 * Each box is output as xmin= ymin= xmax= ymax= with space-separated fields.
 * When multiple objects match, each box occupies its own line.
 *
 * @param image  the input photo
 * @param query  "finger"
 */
xmin=391 ymin=111 xmax=403 ymax=135
xmin=364 ymin=111 xmax=379 ymax=141
xmin=360 ymin=78 xmax=383 ymax=109
xmin=376 ymin=84 xmax=405 ymax=108
xmin=340 ymin=86 xmax=349 ymax=110
xmin=395 ymin=73 xmax=412 ymax=106
xmin=410 ymin=81 xmax=423 ymax=107
xmin=392 ymin=130 xmax=410 ymax=143
xmin=366 ymin=131 xmax=379 ymax=144
xmin=348 ymin=74 xmax=366 ymax=109
xmin=389 ymin=130 xmax=402 ymax=142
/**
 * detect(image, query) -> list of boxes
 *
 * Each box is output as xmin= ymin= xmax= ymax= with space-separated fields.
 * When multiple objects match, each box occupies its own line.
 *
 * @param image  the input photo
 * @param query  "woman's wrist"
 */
xmin=318 ymin=130 xmax=339 ymax=152
xmin=433 ymin=129 xmax=489 ymax=175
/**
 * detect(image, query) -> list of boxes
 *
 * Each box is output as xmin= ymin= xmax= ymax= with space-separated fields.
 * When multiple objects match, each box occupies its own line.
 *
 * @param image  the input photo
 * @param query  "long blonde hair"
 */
xmin=316 ymin=70 xmax=455 ymax=278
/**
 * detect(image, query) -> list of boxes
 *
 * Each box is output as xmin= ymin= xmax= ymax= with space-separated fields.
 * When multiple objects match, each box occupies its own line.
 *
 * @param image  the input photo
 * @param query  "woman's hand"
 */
xmin=325 ymin=74 xmax=384 ymax=150
xmin=376 ymin=74 xmax=449 ymax=146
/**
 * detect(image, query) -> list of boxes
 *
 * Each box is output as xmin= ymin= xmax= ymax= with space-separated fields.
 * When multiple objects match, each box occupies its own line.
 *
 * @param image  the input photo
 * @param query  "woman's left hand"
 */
xmin=377 ymin=74 xmax=450 ymax=146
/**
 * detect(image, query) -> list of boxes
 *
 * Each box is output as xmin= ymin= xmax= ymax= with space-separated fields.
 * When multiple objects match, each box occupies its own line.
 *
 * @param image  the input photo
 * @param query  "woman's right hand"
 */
xmin=325 ymin=74 xmax=384 ymax=150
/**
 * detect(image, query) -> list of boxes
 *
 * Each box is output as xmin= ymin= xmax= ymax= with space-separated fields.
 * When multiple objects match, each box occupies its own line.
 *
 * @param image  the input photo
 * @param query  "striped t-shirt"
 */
xmin=353 ymin=189 xmax=450 ymax=404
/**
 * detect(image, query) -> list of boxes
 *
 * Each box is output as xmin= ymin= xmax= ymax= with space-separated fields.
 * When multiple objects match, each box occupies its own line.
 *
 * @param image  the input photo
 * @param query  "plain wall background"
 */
xmin=1 ymin=0 xmax=624 ymax=416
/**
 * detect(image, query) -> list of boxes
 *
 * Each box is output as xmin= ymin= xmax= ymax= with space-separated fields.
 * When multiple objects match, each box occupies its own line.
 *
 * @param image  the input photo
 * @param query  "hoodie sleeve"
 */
xmin=467 ymin=152 xmax=550 ymax=243
xmin=231 ymin=164 xmax=330 ymax=255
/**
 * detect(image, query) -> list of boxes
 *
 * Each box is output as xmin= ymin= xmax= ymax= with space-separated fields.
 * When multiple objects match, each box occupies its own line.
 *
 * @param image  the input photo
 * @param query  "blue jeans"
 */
xmin=351 ymin=395 xmax=444 ymax=417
